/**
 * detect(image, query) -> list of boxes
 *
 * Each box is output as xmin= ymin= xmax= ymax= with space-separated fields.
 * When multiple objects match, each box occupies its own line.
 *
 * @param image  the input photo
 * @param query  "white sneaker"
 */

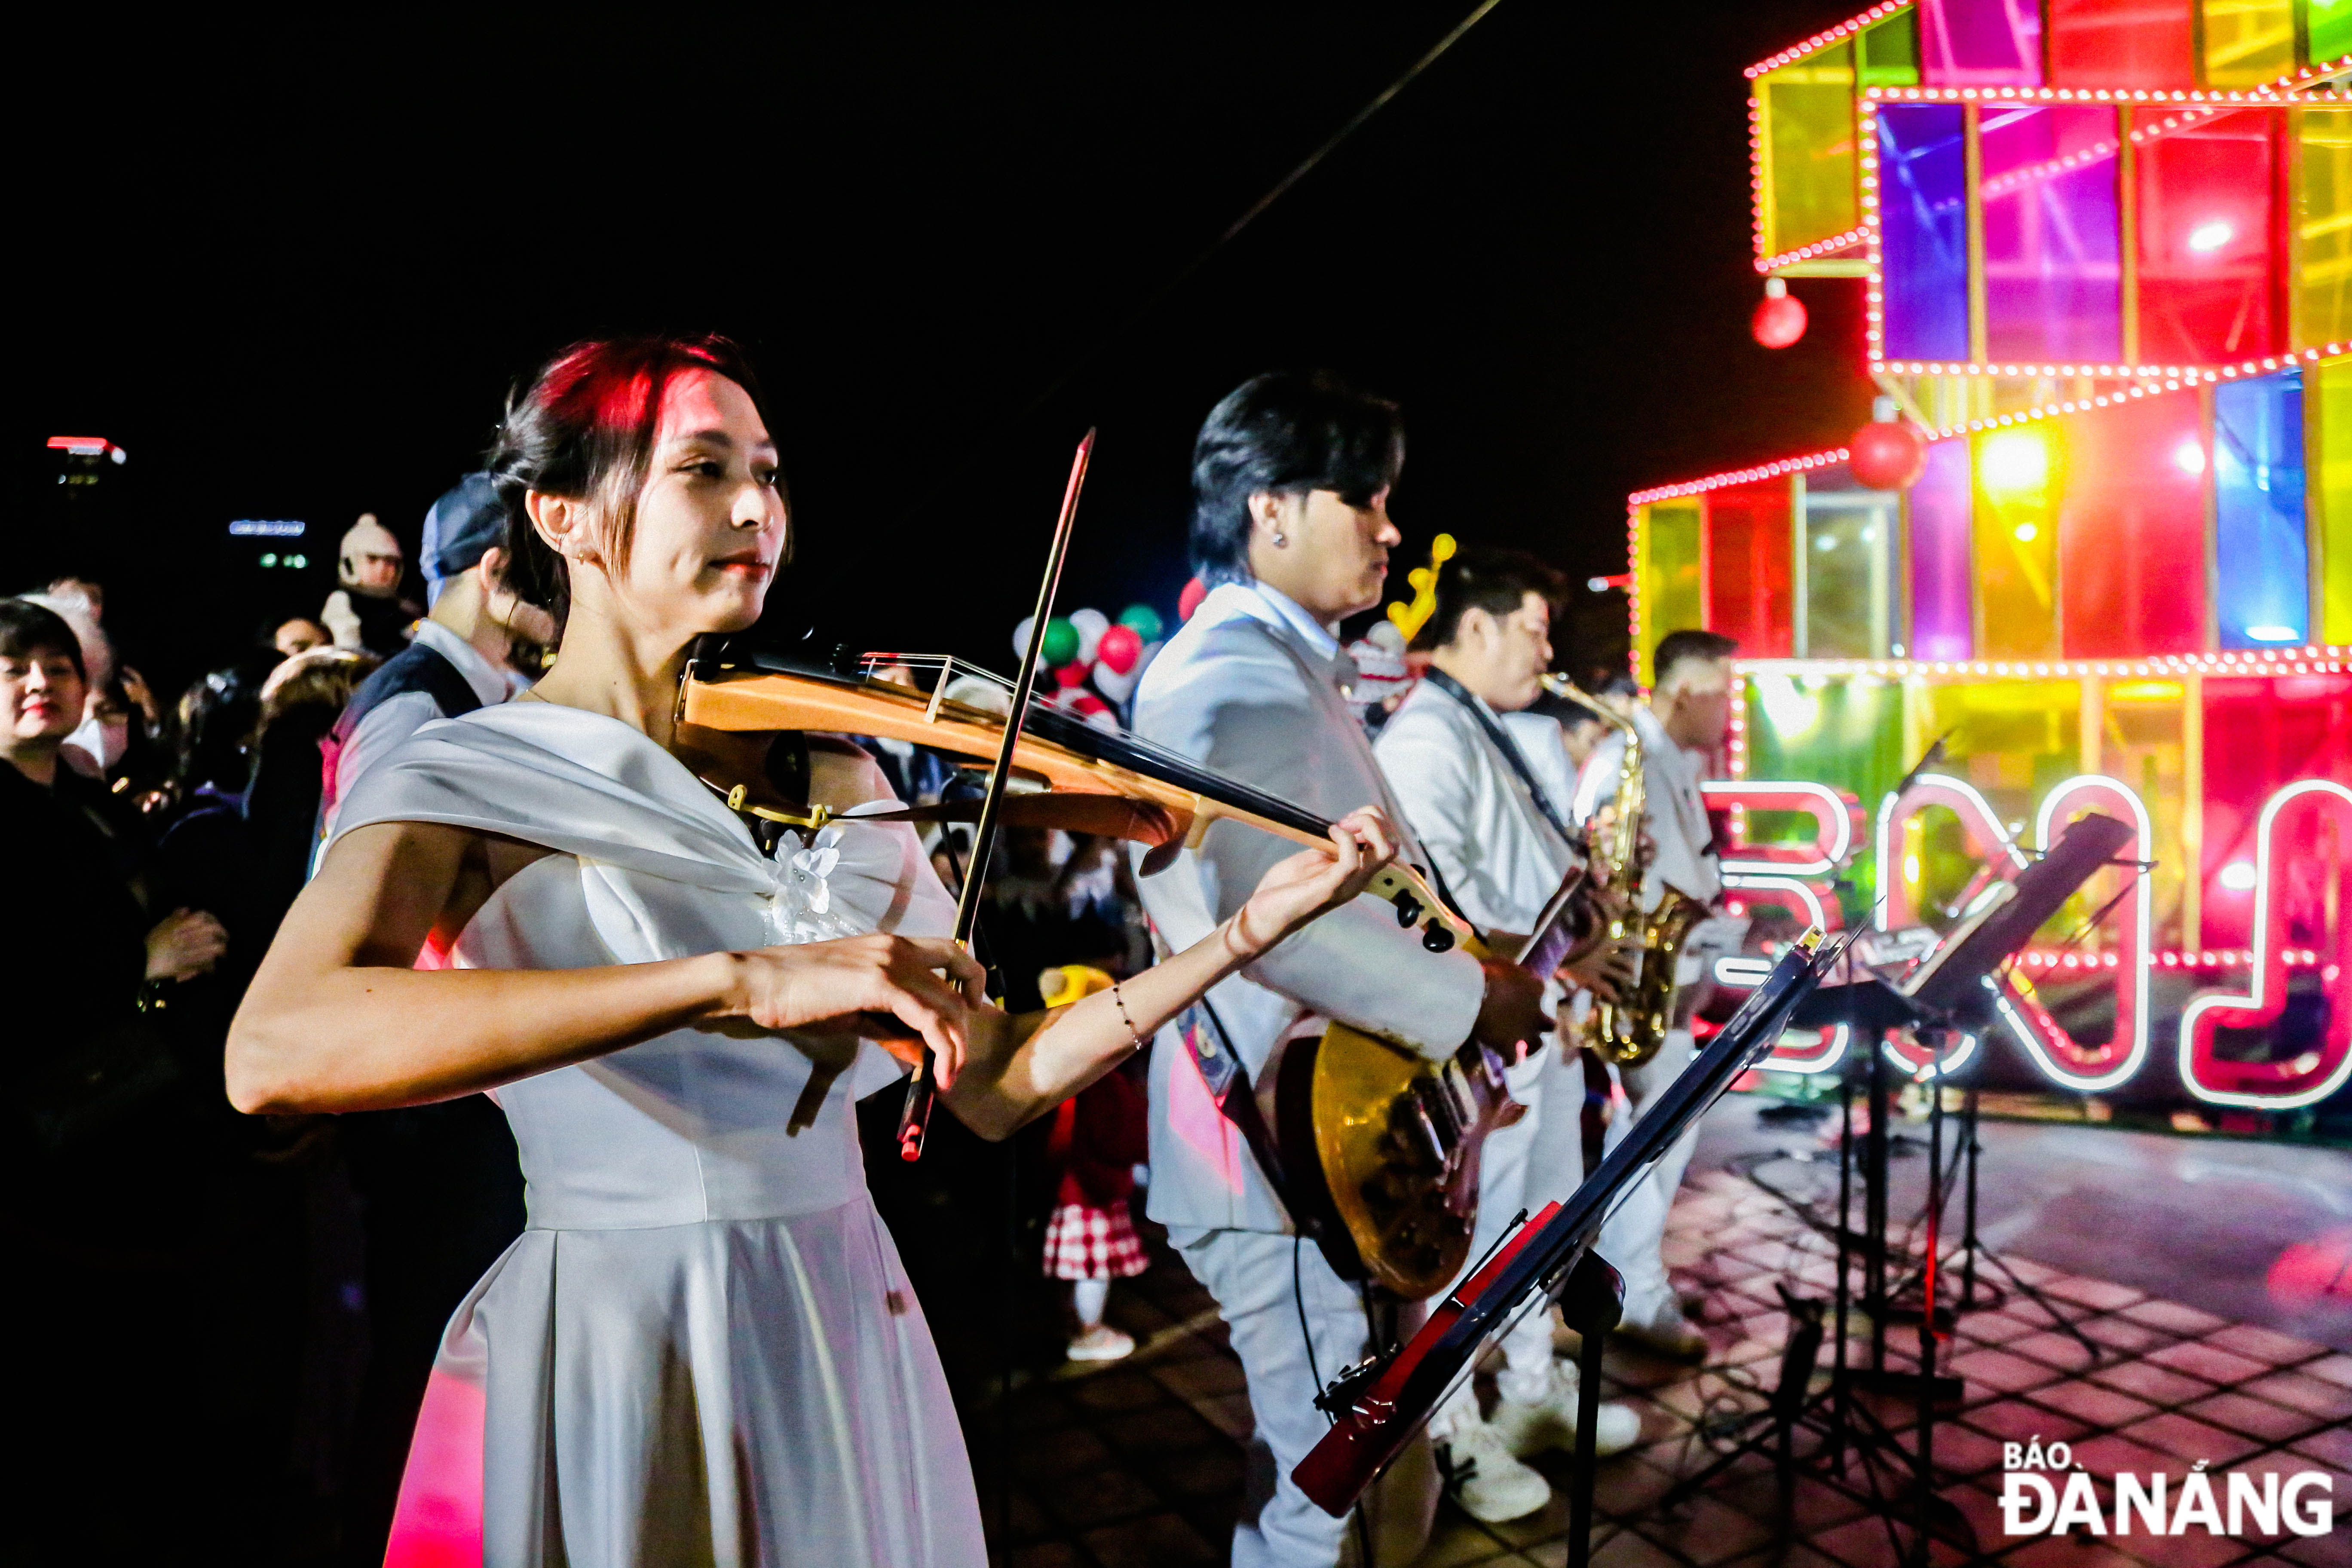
xmin=1066 ymin=1324 xmax=1135 ymax=1363
xmin=1439 ymin=1418 xmax=1553 ymax=1524
xmin=1489 ymin=1362 xmax=1642 ymax=1459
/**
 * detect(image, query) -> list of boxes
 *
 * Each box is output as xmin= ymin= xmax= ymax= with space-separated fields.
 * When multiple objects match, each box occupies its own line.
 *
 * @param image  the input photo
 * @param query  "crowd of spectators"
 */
xmin=2 ymin=471 xmax=566 ymax=1563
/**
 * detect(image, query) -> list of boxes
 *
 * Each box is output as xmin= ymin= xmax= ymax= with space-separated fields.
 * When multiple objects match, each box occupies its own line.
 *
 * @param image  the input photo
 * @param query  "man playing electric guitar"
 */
xmin=1373 ymin=545 xmax=1645 ymax=1523
xmin=1130 ymin=373 xmax=1548 ymax=1568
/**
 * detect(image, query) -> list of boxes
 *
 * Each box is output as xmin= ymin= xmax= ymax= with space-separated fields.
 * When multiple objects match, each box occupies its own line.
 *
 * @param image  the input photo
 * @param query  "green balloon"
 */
xmin=1116 ymin=603 xmax=1164 ymax=643
xmin=1040 ymin=616 xmax=1081 ymax=667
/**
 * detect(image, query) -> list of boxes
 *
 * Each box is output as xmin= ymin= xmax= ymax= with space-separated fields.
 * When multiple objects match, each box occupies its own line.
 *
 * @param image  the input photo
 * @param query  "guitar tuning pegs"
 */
xmin=1422 ymin=925 xmax=1455 ymax=954
xmin=1392 ymin=894 xmax=1424 ymax=928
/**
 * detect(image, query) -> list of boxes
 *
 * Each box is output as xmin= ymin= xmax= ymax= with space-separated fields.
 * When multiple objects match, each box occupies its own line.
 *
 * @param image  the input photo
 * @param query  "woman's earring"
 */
xmin=1270 ymin=530 xmax=1288 ymax=547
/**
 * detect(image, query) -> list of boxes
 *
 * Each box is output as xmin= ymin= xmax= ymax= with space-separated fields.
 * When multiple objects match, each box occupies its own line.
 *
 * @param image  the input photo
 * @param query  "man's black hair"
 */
xmin=1412 ymin=545 xmax=1568 ymax=652
xmin=1653 ymin=628 xmax=1740 ymax=687
xmin=0 ymin=598 xmax=86 ymax=679
xmin=1189 ymin=371 xmax=1404 ymax=586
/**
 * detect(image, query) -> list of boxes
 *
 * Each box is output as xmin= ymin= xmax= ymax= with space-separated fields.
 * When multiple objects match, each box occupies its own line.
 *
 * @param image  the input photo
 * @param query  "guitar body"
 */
xmin=1278 ymin=1021 xmax=1525 ymax=1301
xmin=1276 ymin=861 xmax=1595 ymax=1300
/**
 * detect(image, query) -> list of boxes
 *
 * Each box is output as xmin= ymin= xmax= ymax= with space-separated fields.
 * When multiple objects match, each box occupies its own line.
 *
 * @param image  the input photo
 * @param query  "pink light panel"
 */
xmin=1918 ymin=0 xmax=2043 ymax=87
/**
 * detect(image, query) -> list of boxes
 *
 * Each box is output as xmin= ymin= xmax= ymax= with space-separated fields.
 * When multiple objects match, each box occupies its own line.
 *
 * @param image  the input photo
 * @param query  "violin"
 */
xmin=672 ymin=636 xmax=1476 ymax=949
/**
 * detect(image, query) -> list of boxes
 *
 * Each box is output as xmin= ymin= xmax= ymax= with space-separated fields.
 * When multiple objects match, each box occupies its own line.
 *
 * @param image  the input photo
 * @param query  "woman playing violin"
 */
xmin=225 ymin=334 xmax=1401 ymax=1568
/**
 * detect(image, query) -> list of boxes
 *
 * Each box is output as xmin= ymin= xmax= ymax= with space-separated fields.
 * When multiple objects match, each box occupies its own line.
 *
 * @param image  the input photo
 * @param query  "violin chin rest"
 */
xmin=1139 ymin=836 xmax=1186 ymax=878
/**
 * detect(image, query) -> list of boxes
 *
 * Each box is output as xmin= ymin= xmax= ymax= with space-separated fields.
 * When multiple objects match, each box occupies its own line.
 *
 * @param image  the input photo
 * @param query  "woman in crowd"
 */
xmin=225 ymin=334 xmax=1402 ymax=1566
xmin=2 ymin=597 xmax=230 ymax=1061
xmin=3 ymin=597 xmax=232 ymax=1559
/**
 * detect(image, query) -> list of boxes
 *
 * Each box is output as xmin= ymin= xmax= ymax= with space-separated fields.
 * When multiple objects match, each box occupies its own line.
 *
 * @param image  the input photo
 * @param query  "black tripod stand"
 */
xmin=1876 ymin=1032 xmax=2098 ymax=1370
xmin=1656 ymin=980 xmax=1972 ymax=1565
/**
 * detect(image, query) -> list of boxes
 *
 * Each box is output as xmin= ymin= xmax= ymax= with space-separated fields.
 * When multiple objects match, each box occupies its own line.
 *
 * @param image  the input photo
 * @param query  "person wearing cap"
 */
xmin=315 ymin=477 xmax=557 ymax=853
xmin=322 ymin=513 xmax=426 ymax=656
xmin=315 ymin=475 xmax=555 ymax=1556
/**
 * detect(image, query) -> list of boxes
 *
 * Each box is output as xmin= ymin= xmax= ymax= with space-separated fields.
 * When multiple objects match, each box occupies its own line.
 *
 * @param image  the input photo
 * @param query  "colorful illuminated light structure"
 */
xmin=1637 ymin=0 xmax=2352 ymax=1121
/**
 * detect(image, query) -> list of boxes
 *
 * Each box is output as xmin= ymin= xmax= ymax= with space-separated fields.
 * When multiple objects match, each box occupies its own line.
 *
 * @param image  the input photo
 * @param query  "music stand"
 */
xmin=1655 ymin=811 xmax=2138 ymax=1565
xmin=1291 ymin=931 xmax=1840 ymax=1568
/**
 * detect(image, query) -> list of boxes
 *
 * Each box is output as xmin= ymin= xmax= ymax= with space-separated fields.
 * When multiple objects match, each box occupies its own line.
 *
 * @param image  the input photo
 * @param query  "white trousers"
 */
xmin=1174 ymin=1228 xmax=1439 ymax=1568
xmin=1429 ymin=1040 xmax=1592 ymax=1435
xmin=1595 ymin=1027 xmax=1698 ymax=1318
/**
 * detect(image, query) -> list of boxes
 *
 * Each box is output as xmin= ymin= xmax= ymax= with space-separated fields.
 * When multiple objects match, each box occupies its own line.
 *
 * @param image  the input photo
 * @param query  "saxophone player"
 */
xmin=1372 ymin=545 xmax=1643 ymax=1523
xmin=1570 ymin=628 xmax=1746 ymax=1360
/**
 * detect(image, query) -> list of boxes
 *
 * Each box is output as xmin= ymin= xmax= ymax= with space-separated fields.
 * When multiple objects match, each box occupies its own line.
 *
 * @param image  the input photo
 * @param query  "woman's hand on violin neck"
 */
xmin=717 ymin=934 xmax=989 ymax=1087
xmin=1230 ymin=807 xmax=1402 ymax=959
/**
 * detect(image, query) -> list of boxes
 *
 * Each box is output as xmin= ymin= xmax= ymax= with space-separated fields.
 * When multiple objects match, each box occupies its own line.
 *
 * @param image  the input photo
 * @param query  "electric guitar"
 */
xmin=1271 ymin=866 xmax=1597 ymax=1301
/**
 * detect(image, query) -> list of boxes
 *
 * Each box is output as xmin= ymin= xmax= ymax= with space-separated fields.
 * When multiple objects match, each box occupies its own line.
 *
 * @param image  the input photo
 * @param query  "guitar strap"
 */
xmin=1177 ymin=997 xmax=1301 ymax=1221
xmin=1418 ymin=666 xmax=1580 ymax=852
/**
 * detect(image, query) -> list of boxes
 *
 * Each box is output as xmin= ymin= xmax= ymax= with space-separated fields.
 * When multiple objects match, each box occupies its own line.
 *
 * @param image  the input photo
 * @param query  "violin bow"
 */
xmin=895 ymin=428 xmax=1097 ymax=1161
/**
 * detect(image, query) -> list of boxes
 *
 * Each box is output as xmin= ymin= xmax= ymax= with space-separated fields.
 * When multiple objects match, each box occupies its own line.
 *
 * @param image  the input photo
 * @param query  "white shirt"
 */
xmin=1375 ymin=678 xmax=1577 ymax=936
xmin=1571 ymin=701 xmax=1721 ymax=907
xmin=1241 ymin=578 xmax=1341 ymax=660
xmin=1501 ymin=710 xmax=1582 ymax=836
xmin=316 ymin=617 xmax=527 ymax=851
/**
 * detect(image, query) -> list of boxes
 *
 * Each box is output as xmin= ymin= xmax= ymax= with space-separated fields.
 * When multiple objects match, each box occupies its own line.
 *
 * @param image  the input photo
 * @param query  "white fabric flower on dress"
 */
xmin=764 ymin=825 xmax=856 ymax=944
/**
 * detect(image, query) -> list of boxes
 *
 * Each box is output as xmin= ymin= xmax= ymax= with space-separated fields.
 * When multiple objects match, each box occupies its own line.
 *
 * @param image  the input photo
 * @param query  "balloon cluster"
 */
xmin=1011 ymin=602 xmax=1168 ymax=729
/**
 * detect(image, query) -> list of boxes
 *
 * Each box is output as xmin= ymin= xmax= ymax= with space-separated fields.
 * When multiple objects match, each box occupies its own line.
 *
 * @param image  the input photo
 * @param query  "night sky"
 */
xmin=12 ymin=2 xmax=1874 ymax=695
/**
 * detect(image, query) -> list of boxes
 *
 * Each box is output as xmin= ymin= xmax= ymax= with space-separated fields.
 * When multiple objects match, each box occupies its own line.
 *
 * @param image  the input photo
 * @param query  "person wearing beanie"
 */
xmin=315 ymin=478 xmax=555 ymax=851
xmin=322 ymin=513 xmax=424 ymax=655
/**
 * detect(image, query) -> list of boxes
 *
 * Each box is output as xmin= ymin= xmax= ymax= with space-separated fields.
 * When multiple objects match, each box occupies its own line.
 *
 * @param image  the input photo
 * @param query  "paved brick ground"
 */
xmin=976 ymin=1165 xmax=2352 ymax=1568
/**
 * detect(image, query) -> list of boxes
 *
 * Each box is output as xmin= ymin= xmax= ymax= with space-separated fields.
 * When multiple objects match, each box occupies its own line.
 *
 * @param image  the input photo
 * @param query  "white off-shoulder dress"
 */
xmin=331 ymin=703 xmax=985 ymax=1568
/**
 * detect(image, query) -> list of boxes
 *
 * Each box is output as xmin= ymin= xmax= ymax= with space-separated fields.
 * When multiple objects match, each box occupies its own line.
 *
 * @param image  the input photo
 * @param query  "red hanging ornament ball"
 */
xmin=1178 ymin=576 xmax=1209 ymax=622
xmin=1848 ymin=417 xmax=1927 ymax=491
xmin=1750 ymin=277 xmax=1807 ymax=349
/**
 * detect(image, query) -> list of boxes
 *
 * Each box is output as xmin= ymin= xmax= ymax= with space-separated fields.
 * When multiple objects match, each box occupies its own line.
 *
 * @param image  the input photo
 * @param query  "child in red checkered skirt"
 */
xmin=1038 ymin=968 xmax=1152 ymax=1362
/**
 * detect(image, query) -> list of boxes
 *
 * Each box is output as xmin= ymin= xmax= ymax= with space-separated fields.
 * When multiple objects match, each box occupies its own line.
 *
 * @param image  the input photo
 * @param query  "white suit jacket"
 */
xmin=1130 ymin=583 xmax=1486 ymax=1235
xmin=1375 ymin=679 xmax=1579 ymax=936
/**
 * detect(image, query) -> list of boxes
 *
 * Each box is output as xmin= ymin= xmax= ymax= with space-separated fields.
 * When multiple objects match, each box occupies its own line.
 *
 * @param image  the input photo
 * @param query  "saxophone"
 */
xmin=1540 ymin=675 xmax=1711 ymax=1067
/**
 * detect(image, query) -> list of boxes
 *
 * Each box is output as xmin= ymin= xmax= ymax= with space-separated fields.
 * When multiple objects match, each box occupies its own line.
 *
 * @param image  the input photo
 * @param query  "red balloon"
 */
xmin=1054 ymin=661 xmax=1090 ymax=689
xmin=1751 ymin=292 xmax=1808 ymax=349
xmin=1849 ymin=420 xmax=1928 ymax=491
xmin=1178 ymin=576 xmax=1209 ymax=622
xmin=1096 ymin=622 xmax=1143 ymax=675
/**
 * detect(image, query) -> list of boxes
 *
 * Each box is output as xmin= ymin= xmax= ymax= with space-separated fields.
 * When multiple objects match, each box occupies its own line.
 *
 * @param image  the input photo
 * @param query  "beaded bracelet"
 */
xmin=1110 ymin=982 xmax=1144 ymax=1049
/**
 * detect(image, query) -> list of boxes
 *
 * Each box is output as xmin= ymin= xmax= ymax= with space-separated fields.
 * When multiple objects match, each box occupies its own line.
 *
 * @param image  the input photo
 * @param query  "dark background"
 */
xmin=9 ymin=2 xmax=1875 ymax=696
